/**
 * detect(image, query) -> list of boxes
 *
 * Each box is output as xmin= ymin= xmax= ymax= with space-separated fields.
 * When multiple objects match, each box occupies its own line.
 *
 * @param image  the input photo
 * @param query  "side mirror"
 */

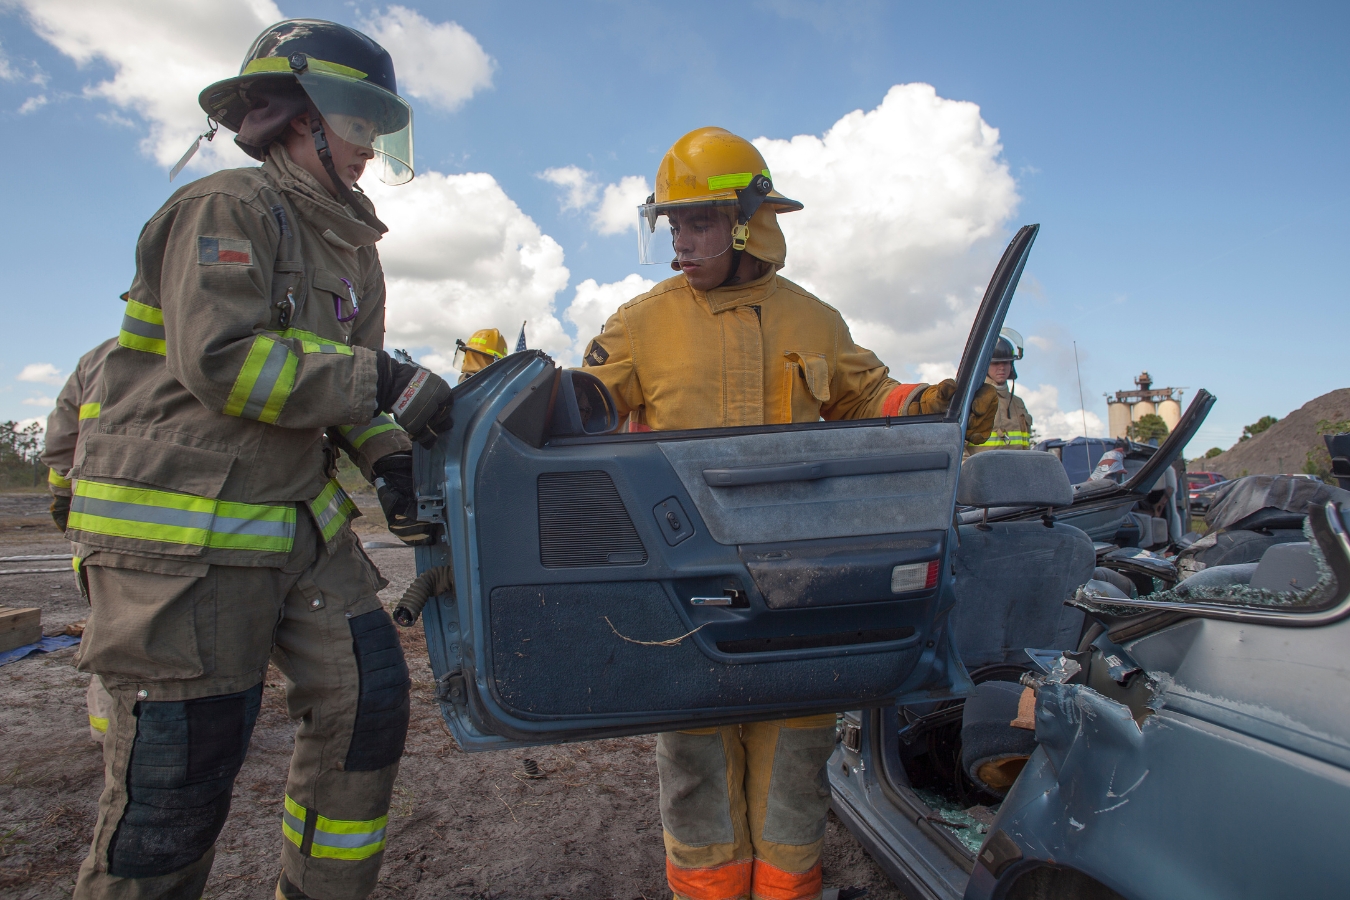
xmin=549 ymin=369 xmax=619 ymax=437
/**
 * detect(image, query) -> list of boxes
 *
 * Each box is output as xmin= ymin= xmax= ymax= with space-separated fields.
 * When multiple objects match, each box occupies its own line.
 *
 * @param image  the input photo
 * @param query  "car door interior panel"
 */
xmin=415 ymin=224 xmax=1041 ymax=749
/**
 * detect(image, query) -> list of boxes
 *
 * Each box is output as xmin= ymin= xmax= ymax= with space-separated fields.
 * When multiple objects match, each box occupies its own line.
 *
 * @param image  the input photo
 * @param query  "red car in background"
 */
xmin=1187 ymin=470 xmax=1227 ymax=512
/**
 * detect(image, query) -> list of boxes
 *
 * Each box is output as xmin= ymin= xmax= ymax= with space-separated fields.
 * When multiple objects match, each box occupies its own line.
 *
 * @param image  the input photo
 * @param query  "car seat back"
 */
xmin=952 ymin=451 xmax=1090 ymax=668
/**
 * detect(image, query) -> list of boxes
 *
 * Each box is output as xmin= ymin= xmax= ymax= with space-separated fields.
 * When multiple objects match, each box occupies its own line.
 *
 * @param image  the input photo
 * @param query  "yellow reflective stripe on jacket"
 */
xmin=119 ymin=299 xmax=166 ymax=355
xmin=48 ymin=468 xmax=72 ymax=489
xmin=282 ymin=795 xmax=388 ymax=861
xmin=223 ymin=335 xmax=298 ymax=424
xmin=977 ymin=430 xmax=1031 ymax=449
xmin=89 ymin=715 xmax=109 ymax=734
xmin=78 ymin=402 xmax=101 ymax=420
xmin=277 ymin=327 xmax=354 ymax=356
xmin=308 ymin=479 xmax=357 ymax=542
xmin=338 ymin=414 xmax=401 ymax=450
xmin=68 ymin=480 xmax=295 ymax=552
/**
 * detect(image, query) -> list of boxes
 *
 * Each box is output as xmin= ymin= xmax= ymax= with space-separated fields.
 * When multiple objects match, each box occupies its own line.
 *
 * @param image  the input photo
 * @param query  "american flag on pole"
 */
xmin=515 ymin=321 xmax=527 ymax=352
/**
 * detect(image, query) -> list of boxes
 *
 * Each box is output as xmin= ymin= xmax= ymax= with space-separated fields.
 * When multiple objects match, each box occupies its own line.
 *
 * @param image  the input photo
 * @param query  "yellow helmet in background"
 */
xmin=457 ymin=328 xmax=508 ymax=381
xmin=639 ymin=127 xmax=802 ymax=268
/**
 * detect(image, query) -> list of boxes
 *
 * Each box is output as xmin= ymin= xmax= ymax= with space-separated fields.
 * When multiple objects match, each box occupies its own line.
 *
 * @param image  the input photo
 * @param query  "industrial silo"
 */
xmin=1108 ymin=401 xmax=1132 ymax=439
xmin=1158 ymin=398 xmax=1182 ymax=431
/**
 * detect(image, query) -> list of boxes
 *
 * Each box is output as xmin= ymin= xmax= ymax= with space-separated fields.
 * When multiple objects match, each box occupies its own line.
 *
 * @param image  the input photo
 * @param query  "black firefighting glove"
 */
xmin=50 ymin=494 xmax=70 ymax=532
xmin=375 ymin=350 xmax=454 ymax=447
xmin=908 ymin=379 xmax=1000 ymax=446
xmin=371 ymin=453 xmax=433 ymax=545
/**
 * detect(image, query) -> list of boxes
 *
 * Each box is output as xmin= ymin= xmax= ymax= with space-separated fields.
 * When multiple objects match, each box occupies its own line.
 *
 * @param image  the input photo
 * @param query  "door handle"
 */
xmin=703 ymin=451 xmax=949 ymax=487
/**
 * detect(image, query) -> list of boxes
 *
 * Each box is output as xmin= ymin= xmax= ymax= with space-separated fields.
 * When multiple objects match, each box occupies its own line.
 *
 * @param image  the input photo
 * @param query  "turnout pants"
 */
xmin=72 ymin=512 xmax=409 ymax=900
xmin=658 ymin=714 xmax=838 ymax=900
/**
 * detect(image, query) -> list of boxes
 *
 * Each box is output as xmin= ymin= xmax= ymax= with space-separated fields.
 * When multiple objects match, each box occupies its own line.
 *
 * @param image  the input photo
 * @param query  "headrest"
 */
xmin=957 ymin=450 xmax=1074 ymax=509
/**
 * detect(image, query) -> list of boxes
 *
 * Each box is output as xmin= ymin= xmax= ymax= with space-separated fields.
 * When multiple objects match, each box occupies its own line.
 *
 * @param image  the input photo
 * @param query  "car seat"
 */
xmin=950 ymin=451 xmax=1094 ymax=669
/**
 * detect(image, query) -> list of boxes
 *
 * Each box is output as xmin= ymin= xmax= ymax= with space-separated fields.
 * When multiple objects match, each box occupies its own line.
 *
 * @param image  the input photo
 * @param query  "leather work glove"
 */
xmin=375 ymin=351 xmax=454 ymax=447
xmin=371 ymin=453 xmax=434 ymax=545
xmin=50 ymin=494 xmax=71 ymax=532
xmin=910 ymin=379 xmax=1000 ymax=446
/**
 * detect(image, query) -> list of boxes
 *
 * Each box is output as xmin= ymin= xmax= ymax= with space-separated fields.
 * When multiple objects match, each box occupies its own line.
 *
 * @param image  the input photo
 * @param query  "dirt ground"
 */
xmin=0 ymin=489 xmax=906 ymax=899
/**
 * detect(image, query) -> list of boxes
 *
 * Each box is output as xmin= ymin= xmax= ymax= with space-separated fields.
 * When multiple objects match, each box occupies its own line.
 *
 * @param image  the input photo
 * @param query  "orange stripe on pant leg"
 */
xmin=751 ymin=858 xmax=823 ymax=900
xmin=667 ymin=857 xmax=753 ymax=900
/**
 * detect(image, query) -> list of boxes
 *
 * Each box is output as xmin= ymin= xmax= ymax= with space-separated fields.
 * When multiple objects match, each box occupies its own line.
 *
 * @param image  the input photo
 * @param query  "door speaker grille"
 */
xmin=538 ymin=471 xmax=647 ymax=567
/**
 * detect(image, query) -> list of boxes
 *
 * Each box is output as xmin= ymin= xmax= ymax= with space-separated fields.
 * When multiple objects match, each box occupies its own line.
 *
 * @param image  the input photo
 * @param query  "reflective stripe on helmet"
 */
xmin=119 ymin=299 xmax=166 ymax=355
xmin=243 ymin=55 xmax=368 ymax=81
xmin=223 ymin=335 xmax=298 ymax=423
xmin=338 ymin=414 xmax=401 ymax=450
xmin=307 ymin=478 xmax=357 ymax=543
xmin=282 ymin=794 xmax=388 ymax=861
xmin=706 ymin=169 xmax=771 ymax=191
xmin=68 ymin=480 xmax=296 ymax=553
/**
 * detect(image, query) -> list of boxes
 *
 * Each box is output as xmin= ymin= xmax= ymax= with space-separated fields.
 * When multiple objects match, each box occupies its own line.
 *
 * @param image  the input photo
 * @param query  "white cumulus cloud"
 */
xmin=22 ymin=396 xmax=55 ymax=408
xmin=539 ymin=165 xmax=598 ymax=212
xmin=17 ymin=363 xmax=64 ymax=385
xmin=361 ymin=171 xmax=571 ymax=377
xmin=16 ymin=417 xmax=47 ymax=433
xmin=1019 ymin=383 xmax=1105 ymax=441
xmin=754 ymin=83 xmax=1020 ymax=380
xmin=593 ymin=175 xmax=651 ymax=236
xmin=16 ymin=0 xmax=280 ymax=171
xmin=358 ymin=5 xmax=494 ymax=112
xmin=563 ymin=274 xmax=656 ymax=364
xmin=540 ymin=167 xmax=650 ymax=236
xmin=18 ymin=94 xmax=48 ymax=114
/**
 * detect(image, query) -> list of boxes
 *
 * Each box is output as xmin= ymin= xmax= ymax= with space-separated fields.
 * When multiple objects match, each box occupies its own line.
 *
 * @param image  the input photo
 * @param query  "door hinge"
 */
xmin=417 ymin=491 xmax=446 ymax=525
xmin=435 ymin=671 xmax=465 ymax=704
xmin=838 ymin=719 xmax=861 ymax=753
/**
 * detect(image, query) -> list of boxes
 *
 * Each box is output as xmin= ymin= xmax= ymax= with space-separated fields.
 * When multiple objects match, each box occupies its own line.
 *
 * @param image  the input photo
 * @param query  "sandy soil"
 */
xmin=0 ymin=489 xmax=906 ymax=899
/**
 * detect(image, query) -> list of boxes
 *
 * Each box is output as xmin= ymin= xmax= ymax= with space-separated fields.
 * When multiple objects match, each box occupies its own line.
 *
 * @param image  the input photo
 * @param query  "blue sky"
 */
xmin=1 ymin=1 xmax=1345 ymax=456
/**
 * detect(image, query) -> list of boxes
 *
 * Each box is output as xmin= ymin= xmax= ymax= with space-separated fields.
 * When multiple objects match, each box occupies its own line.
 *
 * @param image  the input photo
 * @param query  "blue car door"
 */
xmin=413 ymin=226 xmax=1039 ymax=749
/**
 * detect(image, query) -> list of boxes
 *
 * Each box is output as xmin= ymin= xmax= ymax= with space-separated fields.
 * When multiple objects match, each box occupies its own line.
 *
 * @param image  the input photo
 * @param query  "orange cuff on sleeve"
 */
xmin=882 ymin=383 xmax=921 ymax=418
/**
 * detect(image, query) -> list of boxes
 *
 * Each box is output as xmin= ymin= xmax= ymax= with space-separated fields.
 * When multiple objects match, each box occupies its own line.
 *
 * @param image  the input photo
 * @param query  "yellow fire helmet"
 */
xmin=638 ymin=127 xmax=802 ymax=267
xmin=456 ymin=328 xmax=509 ymax=380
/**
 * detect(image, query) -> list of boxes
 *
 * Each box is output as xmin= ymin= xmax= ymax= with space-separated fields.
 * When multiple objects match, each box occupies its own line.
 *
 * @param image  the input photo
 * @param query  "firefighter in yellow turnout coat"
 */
xmin=582 ymin=127 xmax=999 ymax=900
xmin=68 ymin=21 xmax=454 ymax=900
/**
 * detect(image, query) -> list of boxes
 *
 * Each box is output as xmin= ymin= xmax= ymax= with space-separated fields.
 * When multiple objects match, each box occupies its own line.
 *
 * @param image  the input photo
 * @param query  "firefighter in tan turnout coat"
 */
xmin=582 ymin=126 xmax=1000 ymax=900
xmin=41 ymin=335 xmax=118 ymax=742
xmin=67 ymin=20 xmax=454 ymax=900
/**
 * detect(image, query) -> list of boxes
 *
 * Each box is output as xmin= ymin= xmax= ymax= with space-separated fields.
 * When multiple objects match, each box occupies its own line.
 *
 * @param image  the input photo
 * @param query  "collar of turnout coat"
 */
xmin=263 ymin=143 xmax=383 ymax=249
xmin=688 ymin=265 xmax=786 ymax=314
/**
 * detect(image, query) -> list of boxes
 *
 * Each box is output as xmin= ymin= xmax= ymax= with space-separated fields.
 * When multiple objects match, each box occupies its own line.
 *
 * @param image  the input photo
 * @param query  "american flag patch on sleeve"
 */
xmin=198 ymin=236 xmax=253 ymax=266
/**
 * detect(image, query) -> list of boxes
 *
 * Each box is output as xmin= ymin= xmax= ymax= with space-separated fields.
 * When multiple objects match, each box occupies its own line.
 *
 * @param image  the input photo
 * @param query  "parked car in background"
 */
xmin=1186 ymin=471 xmax=1226 ymax=511
xmin=1189 ymin=479 xmax=1228 ymax=516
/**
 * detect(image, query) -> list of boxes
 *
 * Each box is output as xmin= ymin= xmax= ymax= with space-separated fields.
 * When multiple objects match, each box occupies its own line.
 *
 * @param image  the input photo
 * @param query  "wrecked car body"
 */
xmin=833 ymin=488 xmax=1350 ymax=899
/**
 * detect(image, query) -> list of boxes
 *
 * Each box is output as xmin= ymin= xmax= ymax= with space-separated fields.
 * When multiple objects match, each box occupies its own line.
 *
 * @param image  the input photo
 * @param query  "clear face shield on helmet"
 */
xmin=295 ymin=67 xmax=414 ymax=185
xmin=637 ymin=200 xmax=739 ymax=266
xmin=995 ymin=327 xmax=1025 ymax=361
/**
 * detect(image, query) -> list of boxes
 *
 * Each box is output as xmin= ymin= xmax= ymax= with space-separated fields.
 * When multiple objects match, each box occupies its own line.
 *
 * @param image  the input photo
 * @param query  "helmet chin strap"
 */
xmin=307 ymin=104 xmax=388 ymax=234
xmin=716 ymin=174 xmax=774 ymax=289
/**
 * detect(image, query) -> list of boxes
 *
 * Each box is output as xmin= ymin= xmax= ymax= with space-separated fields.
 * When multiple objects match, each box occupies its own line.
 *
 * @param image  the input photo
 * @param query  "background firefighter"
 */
xmin=966 ymin=328 xmax=1033 ymax=455
xmin=581 ymin=126 xmax=999 ymax=900
xmin=40 ymin=333 xmax=118 ymax=744
xmin=65 ymin=20 xmax=453 ymax=900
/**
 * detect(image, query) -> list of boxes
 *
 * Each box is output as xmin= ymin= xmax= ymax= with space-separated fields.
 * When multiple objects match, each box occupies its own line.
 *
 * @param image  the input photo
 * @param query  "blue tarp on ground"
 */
xmin=0 ymin=634 xmax=80 ymax=668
